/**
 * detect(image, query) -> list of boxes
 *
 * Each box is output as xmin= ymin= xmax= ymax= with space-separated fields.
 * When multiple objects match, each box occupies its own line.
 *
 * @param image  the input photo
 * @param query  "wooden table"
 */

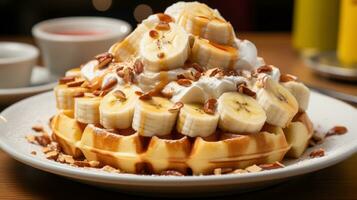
xmin=1 ymin=33 xmax=357 ymax=199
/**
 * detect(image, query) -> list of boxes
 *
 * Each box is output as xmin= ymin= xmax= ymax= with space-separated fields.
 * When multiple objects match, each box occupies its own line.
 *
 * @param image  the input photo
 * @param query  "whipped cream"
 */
xmin=81 ymin=60 xmax=106 ymax=81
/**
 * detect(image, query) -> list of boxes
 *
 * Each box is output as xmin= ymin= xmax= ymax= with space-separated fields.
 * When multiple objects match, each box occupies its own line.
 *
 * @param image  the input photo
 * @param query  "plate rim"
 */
xmin=0 ymin=91 xmax=356 ymax=186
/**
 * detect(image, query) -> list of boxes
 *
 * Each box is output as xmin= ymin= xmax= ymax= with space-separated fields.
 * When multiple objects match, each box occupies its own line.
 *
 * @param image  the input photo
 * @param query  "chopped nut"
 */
xmin=190 ymin=63 xmax=204 ymax=73
xmin=245 ymin=165 xmax=262 ymax=173
xmin=26 ymin=135 xmax=36 ymax=143
xmin=214 ymin=168 xmax=233 ymax=175
xmin=112 ymin=90 xmax=126 ymax=101
xmin=121 ymin=67 xmax=135 ymax=84
xmin=207 ymin=68 xmax=224 ymax=78
xmin=35 ymin=135 xmax=51 ymax=147
xmin=95 ymin=52 xmax=113 ymax=69
xmin=89 ymin=160 xmax=100 ymax=168
xmin=326 ymin=126 xmax=348 ymax=137
xmin=230 ymin=169 xmax=248 ymax=174
xmin=177 ymin=74 xmax=186 ymax=79
xmin=149 ymin=30 xmax=159 ymax=39
xmin=155 ymin=22 xmax=170 ymax=31
xmin=66 ymin=80 xmax=85 ymax=87
xmin=194 ymin=71 xmax=202 ymax=80
xmin=87 ymin=80 xmax=101 ymax=90
xmin=59 ymin=76 xmax=75 ymax=84
xmin=157 ymin=13 xmax=174 ymax=23
xmin=310 ymin=148 xmax=325 ymax=158
xmin=280 ymin=74 xmax=297 ymax=82
xmin=259 ymin=161 xmax=285 ymax=170
xmin=30 ymin=151 xmax=37 ymax=155
xmin=92 ymin=90 xmax=101 ymax=96
xmin=32 ymin=125 xmax=44 ymax=132
xmin=203 ymin=98 xmax=217 ymax=115
xmin=256 ymin=65 xmax=273 ymax=73
xmin=138 ymin=92 xmax=152 ymax=100
xmin=157 ymin=52 xmax=165 ymax=59
xmin=73 ymin=91 xmax=84 ymax=98
xmin=45 ymin=150 xmax=59 ymax=160
xmin=160 ymin=170 xmax=184 ymax=176
xmin=168 ymin=102 xmax=184 ymax=112
xmin=237 ymin=83 xmax=256 ymax=98
xmin=101 ymin=77 xmax=118 ymax=91
xmin=177 ymin=79 xmax=192 ymax=87
xmin=133 ymin=60 xmax=144 ymax=74
xmin=73 ymin=160 xmax=91 ymax=167
xmin=102 ymin=165 xmax=120 ymax=173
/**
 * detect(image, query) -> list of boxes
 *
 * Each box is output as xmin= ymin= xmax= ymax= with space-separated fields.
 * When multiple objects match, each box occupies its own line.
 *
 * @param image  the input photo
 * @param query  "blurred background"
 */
xmin=0 ymin=0 xmax=294 ymax=35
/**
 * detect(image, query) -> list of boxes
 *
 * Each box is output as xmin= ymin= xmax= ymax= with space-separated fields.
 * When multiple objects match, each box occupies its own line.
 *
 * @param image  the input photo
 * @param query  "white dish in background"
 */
xmin=32 ymin=17 xmax=131 ymax=76
xmin=0 ymin=66 xmax=56 ymax=105
xmin=0 ymin=91 xmax=356 ymax=196
xmin=0 ymin=42 xmax=39 ymax=88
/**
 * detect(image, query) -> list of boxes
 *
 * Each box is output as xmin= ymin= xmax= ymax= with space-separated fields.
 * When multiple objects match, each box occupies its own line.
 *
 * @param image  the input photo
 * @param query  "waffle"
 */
xmin=51 ymin=111 xmax=297 ymax=175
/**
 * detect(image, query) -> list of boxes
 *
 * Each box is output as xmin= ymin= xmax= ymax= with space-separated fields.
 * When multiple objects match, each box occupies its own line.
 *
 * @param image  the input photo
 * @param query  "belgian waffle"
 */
xmin=50 ymin=1 xmax=314 ymax=175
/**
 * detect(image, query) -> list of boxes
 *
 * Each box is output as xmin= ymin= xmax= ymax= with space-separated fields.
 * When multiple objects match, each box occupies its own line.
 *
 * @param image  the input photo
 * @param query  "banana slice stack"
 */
xmin=50 ymin=1 xmax=314 ymax=175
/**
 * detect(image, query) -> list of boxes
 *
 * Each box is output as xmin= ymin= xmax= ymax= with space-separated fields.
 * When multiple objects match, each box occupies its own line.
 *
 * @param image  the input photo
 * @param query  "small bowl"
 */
xmin=32 ymin=17 xmax=131 ymax=77
xmin=0 ymin=42 xmax=39 ymax=88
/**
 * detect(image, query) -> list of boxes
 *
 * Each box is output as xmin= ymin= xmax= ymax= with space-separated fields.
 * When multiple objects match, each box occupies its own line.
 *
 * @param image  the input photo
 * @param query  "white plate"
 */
xmin=0 ymin=66 xmax=57 ymax=105
xmin=0 ymin=91 xmax=356 ymax=196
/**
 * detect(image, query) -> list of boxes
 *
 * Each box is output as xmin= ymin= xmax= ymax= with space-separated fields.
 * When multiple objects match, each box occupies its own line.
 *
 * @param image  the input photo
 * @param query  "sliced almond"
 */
xmin=230 ymin=169 xmax=248 ymax=174
xmin=32 ymin=125 xmax=44 ymax=132
xmin=45 ymin=150 xmax=59 ymax=160
xmin=259 ymin=161 xmax=285 ymax=170
xmin=245 ymin=164 xmax=262 ymax=173
xmin=326 ymin=126 xmax=348 ymax=137
xmin=102 ymin=165 xmax=120 ymax=173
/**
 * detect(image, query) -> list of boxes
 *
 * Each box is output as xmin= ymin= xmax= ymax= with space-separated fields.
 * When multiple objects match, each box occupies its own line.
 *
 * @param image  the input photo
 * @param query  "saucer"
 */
xmin=0 ymin=66 xmax=57 ymax=105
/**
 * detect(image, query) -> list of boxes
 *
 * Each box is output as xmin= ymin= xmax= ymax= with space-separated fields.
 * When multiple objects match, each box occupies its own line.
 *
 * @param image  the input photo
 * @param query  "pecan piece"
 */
xmin=326 ymin=126 xmax=348 ymax=137
xmin=168 ymin=102 xmax=184 ymax=112
xmin=157 ymin=52 xmax=165 ymax=59
xmin=237 ymin=83 xmax=256 ymax=98
xmin=73 ymin=91 xmax=85 ymax=98
xmin=149 ymin=30 xmax=159 ymax=39
xmin=256 ymin=65 xmax=273 ymax=73
xmin=35 ymin=135 xmax=51 ymax=147
xmin=32 ymin=125 xmax=44 ymax=132
xmin=280 ymin=74 xmax=297 ymax=82
xmin=45 ymin=150 xmax=59 ymax=160
xmin=133 ymin=60 xmax=144 ymax=74
xmin=309 ymin=148 xmax=325 ymax=158
xmin=66 ymin=80 xmax=85 ymax=87
xmin=190 ymin=63 xmax=204 ymax=72
xmin=112 ymin=89 xmax=126 ymax=101
xmin=259 ymin=161 xmax=285 ymax=170
xmin=59 ymin=76 xmax=75 ymax=84
xmin=177 ymin=79 xmax=192 ymax=87
xmin=101 ymin=77 xmax=117 ymax=91
xmin=155 ymin=22 xmax=170 ymax=31
xmin=203 ymin=98 xmax=217 ymax=115
xmin=95 ymin=52 xmax=113 ymax=69
xmin=138 ymin=93 xmax=152 ymax=100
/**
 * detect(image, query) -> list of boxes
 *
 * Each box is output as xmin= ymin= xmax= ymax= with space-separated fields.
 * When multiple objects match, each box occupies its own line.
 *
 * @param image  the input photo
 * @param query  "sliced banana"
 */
xmin=190 ymin=37 xmax=238 ymax=70
xmin=165 ymin=1 xmax=235 ymax=45
xmin=99 ymin=85 xmax=140 ymax=129
xmin=284 ymin=121 xmax=310 ymax=158
xmin=256 ymin=77 xmax=298 ymax=128
xmin=54 ymin=85 xmax=88 ymax=110
xmin=74 ymin=96 xmax=101 ymax=124
xmin=281 ymin=81 xmax=310 ymax=111
xmin=177 ymin=103 xmax=219 ymax=137
xmin=217 ymin=92 xmax=266 ymax=134
xmin=132 ymin=96 xmax=178 ymax=136
xmin=65 ymin=68 xmax=82 ymax=78
xmin=140 ymin=22 xmax=190 ymax=72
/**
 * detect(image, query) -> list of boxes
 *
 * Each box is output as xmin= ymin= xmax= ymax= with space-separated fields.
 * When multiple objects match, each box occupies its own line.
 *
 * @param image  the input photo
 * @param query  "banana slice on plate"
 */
xmin=281 ymin=81 xmax=310 ymax=111
xmin=99 ymin=85 xmax=140 ymax=129
xmin=165 ymin=1 xmax=235 ymax=45
xmin=132 ymin=96 xmax=178 ymax=136
xmin=139 ymin=22 xmax=190 ymax=72
xmin=74 ymin=96 xmax=102 ymax=124
xmin=256 ymin=77 xmax=298 ymax=128
xmin=284 ymin=121 xmax=310 ymax=158
xmin=190 ymin=37 xmax=238 ymax=70
xmin=177 ymin=103 xmax=219 ymax=137
xmin=217 ymin=92 xmax=266 ymax=134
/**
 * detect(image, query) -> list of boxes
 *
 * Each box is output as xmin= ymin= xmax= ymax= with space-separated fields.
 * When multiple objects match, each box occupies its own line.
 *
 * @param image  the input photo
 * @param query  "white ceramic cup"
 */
xmin=0 ymin=42 xmax=39 ymax=88
xmin=32 ymin=17 xmax=131 ymax=77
